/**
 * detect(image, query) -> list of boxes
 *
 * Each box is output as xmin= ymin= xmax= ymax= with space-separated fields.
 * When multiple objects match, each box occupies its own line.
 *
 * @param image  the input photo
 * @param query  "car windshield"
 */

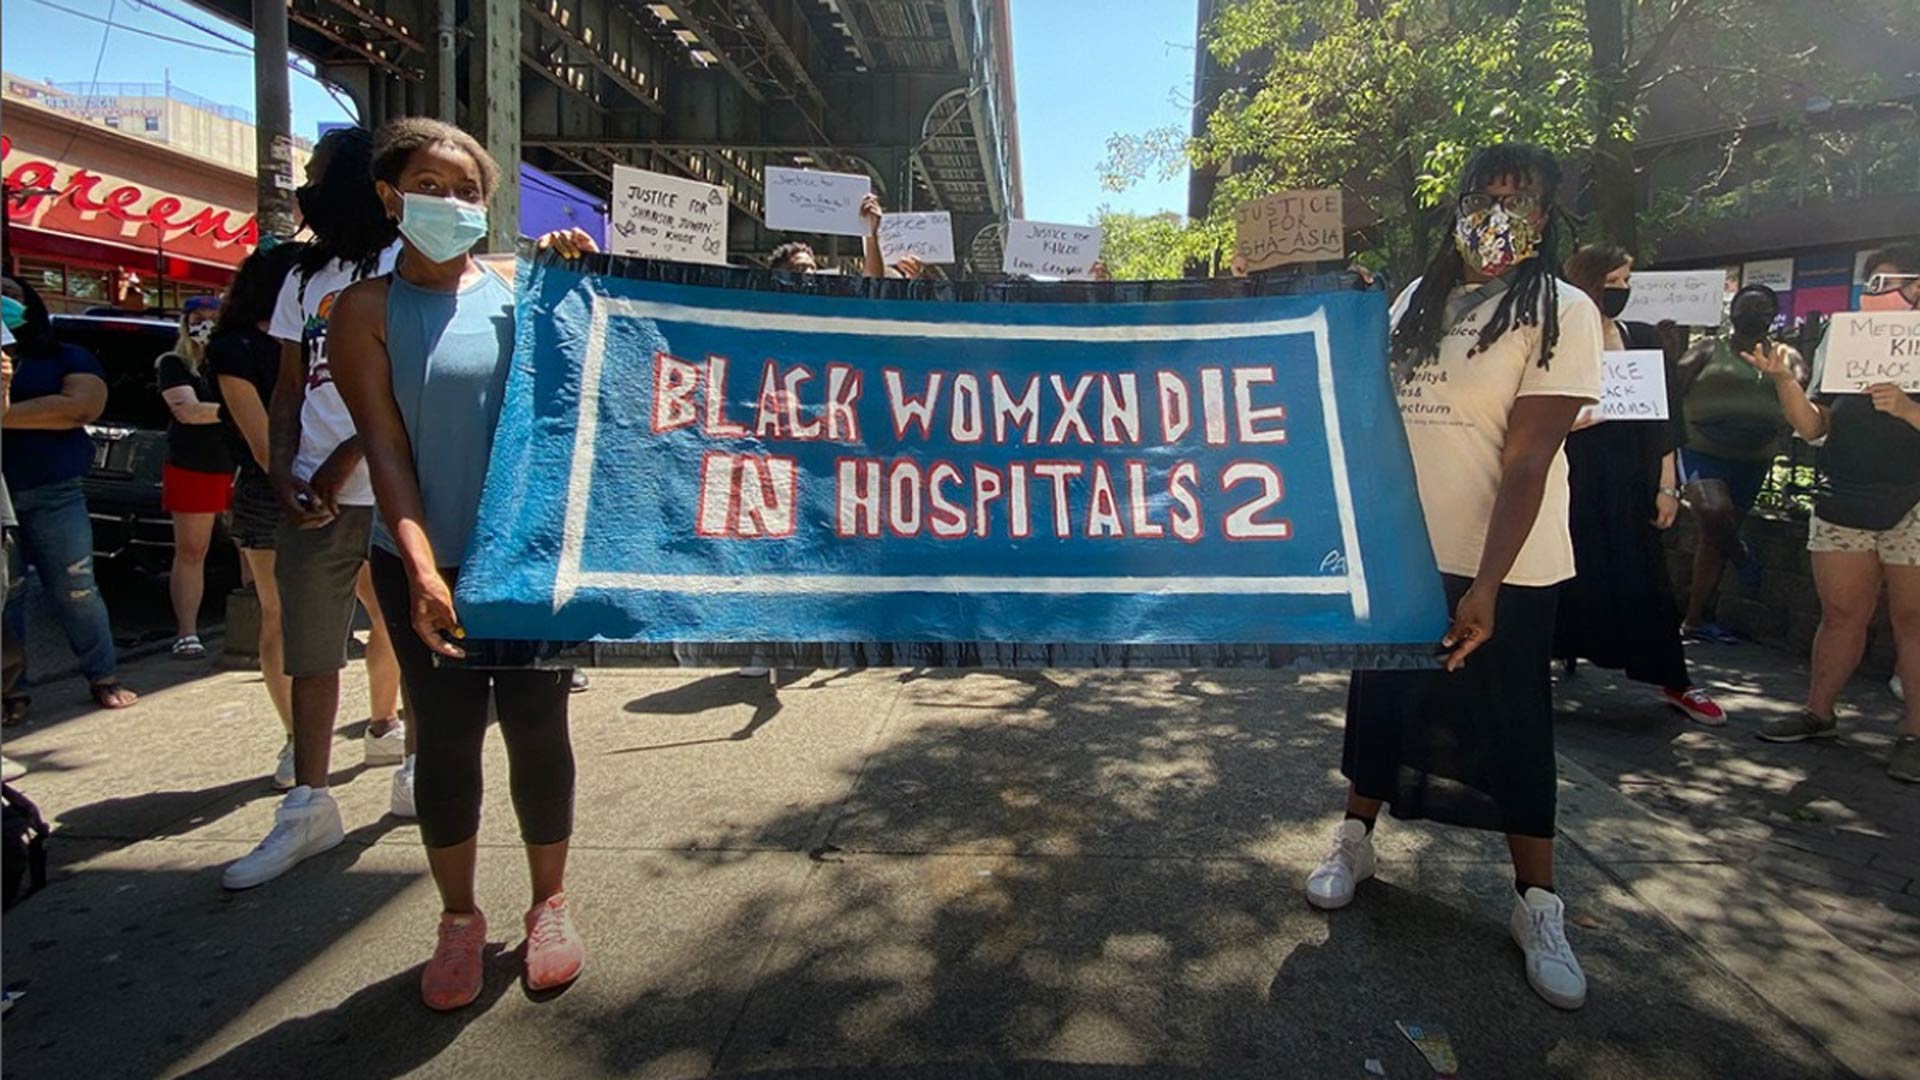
xmin=49 ymin=317 xmax=176 ymax=429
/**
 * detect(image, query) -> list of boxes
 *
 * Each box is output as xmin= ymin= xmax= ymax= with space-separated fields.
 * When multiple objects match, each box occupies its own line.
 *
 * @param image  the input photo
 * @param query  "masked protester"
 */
xmin=1552 ymin=245 xmax=1724 ymax=725
xmin=1 ymin=276 xmax=137 ymax=719
xmin=223 ymin=126 xmax=412 ymax=893
xmin=329 ymin=118 xmax=601 ymax=1010
xmin=1744 ymin=244 xmax=1920 ymax=783
xmin=1671 ymin=284 xmax=1805 ymax=643
xmin=1309 ymin=144 xmax=1602 ymax=1010
xmin=156 ymin=295 xmax=233 ymax=660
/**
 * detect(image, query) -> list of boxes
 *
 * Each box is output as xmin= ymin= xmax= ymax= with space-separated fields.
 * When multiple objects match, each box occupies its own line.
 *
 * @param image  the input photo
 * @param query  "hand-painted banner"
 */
xmin=456 ymin=256 xmax=1449 ymax=658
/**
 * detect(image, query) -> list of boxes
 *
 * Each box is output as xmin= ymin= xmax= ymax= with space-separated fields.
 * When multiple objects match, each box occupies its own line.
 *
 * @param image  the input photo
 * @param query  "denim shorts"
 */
xmin=1677 ymin=448 xmax=1770 ymax=514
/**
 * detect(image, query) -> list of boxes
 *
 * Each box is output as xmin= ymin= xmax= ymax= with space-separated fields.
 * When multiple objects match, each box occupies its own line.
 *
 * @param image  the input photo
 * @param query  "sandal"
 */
xmin=172 ymin=635 xmax=206 ymax=659
xmin=2 ymin=696 xmax=29 ymax=728
xmin=89 ymin=681 xmax=138 ymax=710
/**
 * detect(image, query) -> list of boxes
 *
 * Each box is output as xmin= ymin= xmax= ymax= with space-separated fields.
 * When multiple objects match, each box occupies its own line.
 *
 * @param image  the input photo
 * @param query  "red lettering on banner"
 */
xmin=754 ymin=361 xmax=788 ymax=439
xmin=696 ymin=452 xmax=796 ymax=538
xmin=1032 ymin=461 xmax=1083 ymax=537
xmin=836 ymin=458 xmax=883 ymax=538
xmin=1085 ymin=461 xmax=1124 ymax=538
xmin=653 ymin=352 xmax=702 ymax=432
xmin=704 ymin=356 xmax=749 ymax=437
xmin=971 ymin=464 xmax=1005 ymax=538
xmin=1098 ymin=373 xmax=1141 ymax=444
xmin=1126 ymin=460 xmax=1165 ymax=538
xmin=1157 ymin=371 xmax=1192 ymax=443
xmin=883 ymin=369 xmax=943 ymax=440
xmin=1199 ymin=368 xmax=1229 ymax=446
xmin=1233 ymin=366 xmax=1288 ymax=444
xmin=1007 ymin=462 xmax=1032 ymax=538
xmin=1047 ymin=374 xmax=1094 ymax=445
xmin=825 ymin=363 xmax=862 ymax=443
xmin=990 ymin=373 xmax=1040 ymax=444
xmin=927 ymin=462 xmax=968 ymax=537
xmin=1168 ymin=462 xmax=1204 ymax=541
xmin=886 ymin=460 xmax=925 ymax=537
xmin=1221 ymin=461 xmax=1290 ymax=540
xmin=782 ymin=365 xmax=822 ymax=440
xmin=949 ymin=373 xmax=984 ymax=443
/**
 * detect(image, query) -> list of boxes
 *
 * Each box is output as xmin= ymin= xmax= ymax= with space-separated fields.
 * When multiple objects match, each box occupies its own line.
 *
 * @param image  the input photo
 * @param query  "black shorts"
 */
xmin=230 ymin=469 xmax=282 ymax=551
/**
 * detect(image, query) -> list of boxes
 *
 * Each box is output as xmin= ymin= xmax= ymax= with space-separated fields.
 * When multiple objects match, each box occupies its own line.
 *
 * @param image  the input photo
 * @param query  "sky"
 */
xmin=0 ymin=0 xmax=1197 ymax=224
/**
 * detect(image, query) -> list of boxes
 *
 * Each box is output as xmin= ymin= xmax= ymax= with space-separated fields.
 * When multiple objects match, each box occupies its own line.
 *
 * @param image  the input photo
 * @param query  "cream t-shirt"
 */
xmin=1391 ymin=277 xmax=1604 ymax=587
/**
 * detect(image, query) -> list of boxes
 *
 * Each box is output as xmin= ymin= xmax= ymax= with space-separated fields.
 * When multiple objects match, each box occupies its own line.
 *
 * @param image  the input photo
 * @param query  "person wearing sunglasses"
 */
xmin=1307 ymin=144 xmax=1602 ymax=1010
xmin=1743 ymin=244 xmax=1920 ymax=783
xmin=156 ymin=295 xmax=234 ymax=659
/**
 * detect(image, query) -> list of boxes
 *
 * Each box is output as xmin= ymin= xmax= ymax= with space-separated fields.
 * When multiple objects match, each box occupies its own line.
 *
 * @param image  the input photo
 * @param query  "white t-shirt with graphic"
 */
xmin=269 ymin=242 xmax=402 ymax=507
xmin=1390 ymin=277 xmax=1604 ymax=587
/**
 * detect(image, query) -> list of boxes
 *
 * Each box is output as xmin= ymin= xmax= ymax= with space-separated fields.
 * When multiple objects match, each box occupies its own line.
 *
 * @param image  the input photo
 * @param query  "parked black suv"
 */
xmin=50 ymin=313 xmax=234 ymax=578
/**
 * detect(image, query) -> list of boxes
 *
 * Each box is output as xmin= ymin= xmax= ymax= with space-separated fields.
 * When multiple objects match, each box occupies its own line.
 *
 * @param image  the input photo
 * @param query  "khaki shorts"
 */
xmin=275 ymin=506 xmax=374 ymax=677
xmin=1808 ymin=503 xmax=1920 ymax=567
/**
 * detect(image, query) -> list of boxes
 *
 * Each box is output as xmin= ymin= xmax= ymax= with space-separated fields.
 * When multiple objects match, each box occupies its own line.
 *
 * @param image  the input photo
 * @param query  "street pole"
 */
xmin=252 ymin=0 xmax=298 ymax=242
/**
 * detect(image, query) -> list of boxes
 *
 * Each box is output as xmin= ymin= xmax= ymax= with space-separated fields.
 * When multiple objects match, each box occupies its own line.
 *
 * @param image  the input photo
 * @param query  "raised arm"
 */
xmin=328 ymin=279 xmax=462 ymax=657
xmin=859 ymin=193 xmax=886 ymax=279
xmin=1 ymin=372 xmax=106 ymax=430
xmin=1742 ymin=341 xmax=1827 ymax=442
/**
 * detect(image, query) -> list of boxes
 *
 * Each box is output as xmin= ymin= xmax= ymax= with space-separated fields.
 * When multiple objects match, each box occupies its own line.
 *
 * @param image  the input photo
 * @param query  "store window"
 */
xmin=17 ymin=260 xmax=65 ymax=298
xmin=65 ymin=267 xmax=112 ymax=304
xmin=104 ymin=115 xmax=121 ymax=129
xmin=144 ymin=115 xmax=160 ymax=133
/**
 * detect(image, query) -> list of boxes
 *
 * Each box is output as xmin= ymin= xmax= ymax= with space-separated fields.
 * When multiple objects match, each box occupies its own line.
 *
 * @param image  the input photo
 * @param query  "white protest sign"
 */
xmin=878 ymin=211 xmax=955 ymax=264
xmin=1617 ymin=270 xmax=1729 ymax=327
xmin=1585 ymin=349 xmax=1670 ymax=423
xmin=1003 ymin=219 xmax=1103 ymax=280
xmin=1234 ymin=189 xmax=1344 ymax=271
xmin=1743 ymin=258 xmax=1795 ymax=292
xmin=609 ymin=165 xmax=729 ymax=266
xmin=1819 ymin=310 xmax=1920 ymax=393
xmin=763 ymin=166 xmax=871 ymax=237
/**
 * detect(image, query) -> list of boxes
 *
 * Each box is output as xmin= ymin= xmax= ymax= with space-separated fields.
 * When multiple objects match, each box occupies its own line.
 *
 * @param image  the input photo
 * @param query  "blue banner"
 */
xmin=455 ymin=257 xmax=1448 ymax=658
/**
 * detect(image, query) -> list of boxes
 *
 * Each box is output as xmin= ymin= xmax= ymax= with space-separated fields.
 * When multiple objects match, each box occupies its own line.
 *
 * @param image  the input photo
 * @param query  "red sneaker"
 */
xmin=422 ymin=911 xmax=488 ymax=1011
xmin=1663 ymin=686 xmax=1727 ymax=726
xmin=524 ymin=894 xmax=586 ymax=992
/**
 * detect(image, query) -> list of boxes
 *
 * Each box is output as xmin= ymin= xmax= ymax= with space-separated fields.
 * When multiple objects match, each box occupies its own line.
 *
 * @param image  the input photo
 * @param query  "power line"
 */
xmin=27 ymin=0 xmax=251 ymax=55
xmin=48 ymin=0 xmax=122 ymax=174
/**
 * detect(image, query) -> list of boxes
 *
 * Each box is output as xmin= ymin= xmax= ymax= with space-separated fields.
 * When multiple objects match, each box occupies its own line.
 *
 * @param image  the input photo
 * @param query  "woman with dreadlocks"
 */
xmin=1303 ymin=144 xmax=1603 ymax=1010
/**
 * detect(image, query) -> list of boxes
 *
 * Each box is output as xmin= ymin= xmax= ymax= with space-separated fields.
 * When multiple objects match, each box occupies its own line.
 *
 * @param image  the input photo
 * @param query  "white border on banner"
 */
xmin=555 ymin=297 xmax=1373 ymax=622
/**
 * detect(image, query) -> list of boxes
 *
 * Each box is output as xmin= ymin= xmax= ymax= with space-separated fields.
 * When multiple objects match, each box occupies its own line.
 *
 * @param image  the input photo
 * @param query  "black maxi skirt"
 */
xmin=1344 ymin=573 xmax=1560 ymax=839
xmin=1551 ymin=422 xmax=1690 ymax=689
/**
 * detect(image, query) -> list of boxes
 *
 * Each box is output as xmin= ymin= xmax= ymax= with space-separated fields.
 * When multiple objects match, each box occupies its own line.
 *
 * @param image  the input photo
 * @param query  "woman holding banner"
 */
xmin=1742 ymin=245 xmax=1920 ymax=783
xmin=330 ymin=118 xmax=601 ymax=1009
xmin=1305 ymin=144 xmax=1601 ymax=1010
xmin=1551 ymin=244 xmax=1724 ymax=725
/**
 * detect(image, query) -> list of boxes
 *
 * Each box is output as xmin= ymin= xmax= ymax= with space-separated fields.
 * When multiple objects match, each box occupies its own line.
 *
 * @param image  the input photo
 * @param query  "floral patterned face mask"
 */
xmin=1453 ymin=204 xmax=1539 ymax=277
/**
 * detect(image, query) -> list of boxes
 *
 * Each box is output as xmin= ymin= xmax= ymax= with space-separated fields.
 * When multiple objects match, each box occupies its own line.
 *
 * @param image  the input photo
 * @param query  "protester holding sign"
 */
xmin=1308 ymin=144 xmax=1601 ymax=1010
xmin=1741 ymin=245 xmax=1920 ymax=782
xmin=1552 ymin=245 xmax=1723 ymax=725
xmin=330 ymin=119 xmax=598 ymax=1009
xmin=1671 ymin=285 xmax=1804 ymax=644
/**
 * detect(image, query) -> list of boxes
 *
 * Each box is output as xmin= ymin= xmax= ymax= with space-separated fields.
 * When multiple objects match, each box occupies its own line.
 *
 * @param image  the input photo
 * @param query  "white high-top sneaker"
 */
xmin=272 ymin=739 xmax=296 ymax=791
xmin=1511 ymin=887 xmax=1588 ymax=1010
xmin=390 ymin=754 xmax=417 ymax=818
xmin=221 ymin=786 xmax=346 ymax=890
xmin=1305 ymin=819 xmax=1376 ymax=910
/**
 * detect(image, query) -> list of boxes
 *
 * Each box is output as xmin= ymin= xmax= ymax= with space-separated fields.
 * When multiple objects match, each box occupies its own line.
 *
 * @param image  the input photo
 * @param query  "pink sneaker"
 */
xmin=524 ymin=893 xmax=586 ymax=992
xmin=421 ymin=911 xmax=488 ymax=1011
xmin=1663 ymin=686 xmax=1727 ymax=726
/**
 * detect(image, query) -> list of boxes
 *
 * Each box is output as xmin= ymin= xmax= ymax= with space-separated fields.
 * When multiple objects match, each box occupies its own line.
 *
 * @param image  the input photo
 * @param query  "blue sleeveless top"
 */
xmin=370 ymin=268 xmax=516 ymax=567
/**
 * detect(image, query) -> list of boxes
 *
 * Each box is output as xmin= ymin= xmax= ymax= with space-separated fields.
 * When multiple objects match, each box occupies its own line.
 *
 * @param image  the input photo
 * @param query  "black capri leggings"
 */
xmin=369 ymin=547 xmax=575 ymax=849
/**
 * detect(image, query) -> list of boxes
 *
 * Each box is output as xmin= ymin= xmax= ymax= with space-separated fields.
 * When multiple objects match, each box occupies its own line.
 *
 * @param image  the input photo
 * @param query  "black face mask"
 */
xmin=294 ymin=185 xmax=333 ymax=235
xmin=1601 ymin=286 xmax=1631 ymax=319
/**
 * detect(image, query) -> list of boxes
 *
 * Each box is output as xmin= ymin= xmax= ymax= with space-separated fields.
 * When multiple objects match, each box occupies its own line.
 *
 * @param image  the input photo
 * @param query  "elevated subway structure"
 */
xmin=184 ymin=0 xmax=1022 ymax=273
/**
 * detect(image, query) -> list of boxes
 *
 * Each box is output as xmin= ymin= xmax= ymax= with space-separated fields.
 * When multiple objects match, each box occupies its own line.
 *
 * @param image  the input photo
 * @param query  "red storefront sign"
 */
xmin=2 ymin=134 xmax=258 ymax=268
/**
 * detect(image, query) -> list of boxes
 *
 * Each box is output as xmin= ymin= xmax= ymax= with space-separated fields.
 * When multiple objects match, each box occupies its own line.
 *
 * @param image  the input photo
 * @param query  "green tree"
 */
xmin=1092 ymin=207 xmax=1198 ymax=280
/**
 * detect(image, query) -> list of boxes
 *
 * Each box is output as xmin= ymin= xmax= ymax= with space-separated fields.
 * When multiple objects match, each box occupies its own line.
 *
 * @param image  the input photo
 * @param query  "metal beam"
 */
xmin=657 ymin=0 xmax=766 ymax=104
xmin=522 ymin=46 xmax=612 ymax=113
xmin=734 ymin=0 xmax=826 ymax=112
xmin=831 ymin=0 xmax=877 ymax=70
xmin=290 ymin=6 xmax=422 ymax=79
xmin=317 ymin=0 xmax=426 ymax=52
xmin=525 ymin=137 xmax=896 ymax=152
xmin=471 ymin=0 xmax=521 ymax=248
xmin=524 ymin=1 xmax=666 ymax=115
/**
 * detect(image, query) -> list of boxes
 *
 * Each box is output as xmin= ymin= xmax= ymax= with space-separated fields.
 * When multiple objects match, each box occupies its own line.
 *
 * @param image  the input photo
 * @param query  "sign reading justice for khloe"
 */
xmin=455 ymin=257 xmax=1447 ymax=651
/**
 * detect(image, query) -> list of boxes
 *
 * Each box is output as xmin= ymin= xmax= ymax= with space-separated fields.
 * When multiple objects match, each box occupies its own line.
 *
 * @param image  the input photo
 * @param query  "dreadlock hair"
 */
xmin=1390 ymin=142 xmax=1568 ymax=373
xmin=294 ymin=126 xmax=396 ymax=286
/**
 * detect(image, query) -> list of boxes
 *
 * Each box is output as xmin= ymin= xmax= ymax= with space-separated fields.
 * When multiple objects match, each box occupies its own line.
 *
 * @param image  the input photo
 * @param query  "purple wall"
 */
xmin=520 ymin=163 xmax=607 ymax=247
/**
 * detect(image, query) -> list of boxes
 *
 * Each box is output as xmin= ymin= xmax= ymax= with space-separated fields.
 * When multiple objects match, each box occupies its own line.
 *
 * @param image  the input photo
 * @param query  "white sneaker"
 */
xmin=1 ymin=755 xmax=25 ymax=783
xmin=365 ymin=719 xmax=406 ymax=766
xmin=1305 ymin=819 xmax=1375 ymax=910
xmin=737 ymin=665 xmax=770 ymax=678
xmin=221 ymin=786 xmax=346 ymax=890
xmin=390 ymin=754 xmax=417 ymax=818
xmin=1511 ymin=887 xmax=1587 ymax=1010
xmin=272 ymin=739 xmax=296 ymax=791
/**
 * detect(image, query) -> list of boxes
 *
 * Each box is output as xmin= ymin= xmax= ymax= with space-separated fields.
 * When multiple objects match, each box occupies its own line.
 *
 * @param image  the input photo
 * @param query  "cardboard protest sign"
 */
xmin=1819 ymin=311 xmax=1920 ymax=393
xmin=763 ymin=166 xmax=871 ymax=237
xmin=457 ymin=257 xmax=1448 ymax=659
xmin=1002 ymin=220 xmax=1103 ymax=280
xmin=1742 ymin=258 xmax=1794 ymax=292
xmin=1617 ymin=270 xmax=1728 ymax=327
xmin=609 ymin=165 xmax=728 ymax=266
xmin=1588 ymin=350 xmax=1670 ymax=423
xmin=878 ymin=211 xmax=955 ymax=264
xmin=1234 ymin=189 xmax=1344 ymax=272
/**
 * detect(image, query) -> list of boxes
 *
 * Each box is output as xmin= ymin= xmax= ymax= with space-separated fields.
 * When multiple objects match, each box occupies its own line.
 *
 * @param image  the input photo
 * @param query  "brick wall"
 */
xmin=1665 ymin=512 xmax=1899 ymax=674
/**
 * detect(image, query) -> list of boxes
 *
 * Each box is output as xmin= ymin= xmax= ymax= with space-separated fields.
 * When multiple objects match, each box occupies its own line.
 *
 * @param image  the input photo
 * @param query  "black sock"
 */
xmin=1516 ymin=878 xmax=1554 ymax=897
xmin=1344 ymin=812 xmax=1376 ymax=834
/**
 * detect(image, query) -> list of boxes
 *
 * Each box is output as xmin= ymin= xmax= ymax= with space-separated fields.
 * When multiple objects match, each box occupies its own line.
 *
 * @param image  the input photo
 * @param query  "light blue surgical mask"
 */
xmin=1 ymin=296 xmax=24 ymax=330
xmin=398 ymin=192 xmax=488 ymax=264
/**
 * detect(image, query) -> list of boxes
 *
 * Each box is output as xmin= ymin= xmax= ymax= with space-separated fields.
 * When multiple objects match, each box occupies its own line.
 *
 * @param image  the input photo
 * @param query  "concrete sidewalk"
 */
xmin=2 ymin=651 xmax=1915 ymax=1079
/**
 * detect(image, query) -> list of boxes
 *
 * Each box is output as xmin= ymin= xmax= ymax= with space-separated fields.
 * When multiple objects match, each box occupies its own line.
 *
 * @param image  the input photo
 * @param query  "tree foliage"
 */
xmin=1092 ymin=207 xmax=1205 ymax=280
